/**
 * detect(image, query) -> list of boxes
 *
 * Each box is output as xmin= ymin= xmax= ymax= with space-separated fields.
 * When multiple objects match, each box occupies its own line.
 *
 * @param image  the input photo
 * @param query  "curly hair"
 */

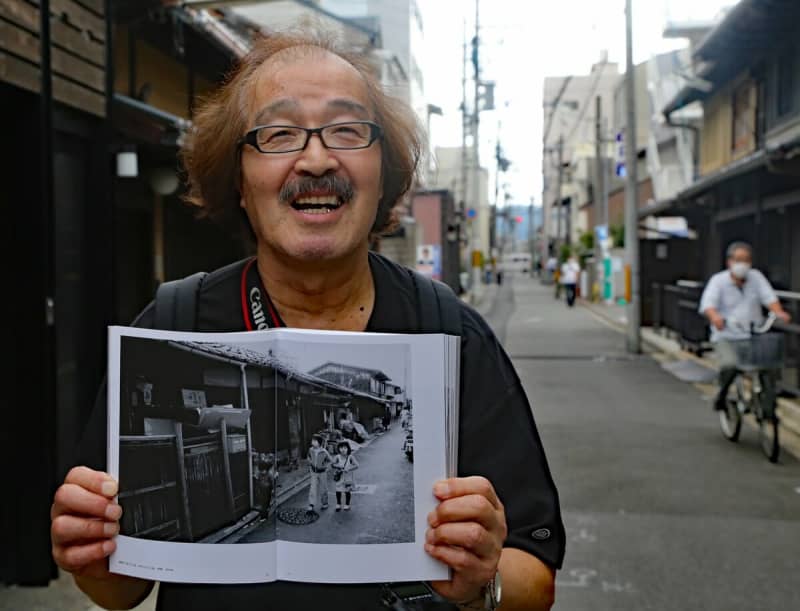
xmin=180 ymin=29 xmax=423 ymax=239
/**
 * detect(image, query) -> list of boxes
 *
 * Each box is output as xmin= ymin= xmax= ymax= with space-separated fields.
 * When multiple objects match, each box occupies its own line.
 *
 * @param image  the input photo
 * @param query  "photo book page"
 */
xmin=106 ymin=326 xmax=459 ymax=584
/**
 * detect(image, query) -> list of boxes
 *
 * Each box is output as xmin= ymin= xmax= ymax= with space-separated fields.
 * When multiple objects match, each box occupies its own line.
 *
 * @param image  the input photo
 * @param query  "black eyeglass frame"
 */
xmin=238 ymin=120 xmax=383 ymax=154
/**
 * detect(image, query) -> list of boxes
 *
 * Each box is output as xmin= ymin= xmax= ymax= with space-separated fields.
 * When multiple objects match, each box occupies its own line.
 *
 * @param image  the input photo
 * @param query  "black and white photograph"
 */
xmin=261 ymin=338 xmax=415 ymax=546
xmin=117 ymin=335 xmax=278 ymax=546
xmin=107 ymin=326 xmax=457 ymax=584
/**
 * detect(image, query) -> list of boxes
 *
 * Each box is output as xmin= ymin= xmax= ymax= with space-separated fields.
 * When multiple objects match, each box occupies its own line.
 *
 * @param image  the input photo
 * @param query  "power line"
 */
xmin=542 ymin=75 xmax=572 ymax=145
xmin=563 ymin=56 xmax=610 ymax=145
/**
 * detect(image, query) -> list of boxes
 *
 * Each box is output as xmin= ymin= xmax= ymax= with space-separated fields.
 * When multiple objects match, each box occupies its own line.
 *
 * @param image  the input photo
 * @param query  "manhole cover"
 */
xmin=277 ymin=507 xmax=319 ymax=525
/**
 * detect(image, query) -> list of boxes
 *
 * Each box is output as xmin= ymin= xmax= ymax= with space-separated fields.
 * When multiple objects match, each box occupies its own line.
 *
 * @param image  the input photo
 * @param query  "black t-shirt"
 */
xmin=79 ymin=253 xmax=565 ymax=611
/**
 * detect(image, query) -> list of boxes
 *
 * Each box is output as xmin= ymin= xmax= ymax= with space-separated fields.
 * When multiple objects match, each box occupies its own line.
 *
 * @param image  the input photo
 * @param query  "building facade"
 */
xmin=655 ymin=0 xmax=800 ymax=392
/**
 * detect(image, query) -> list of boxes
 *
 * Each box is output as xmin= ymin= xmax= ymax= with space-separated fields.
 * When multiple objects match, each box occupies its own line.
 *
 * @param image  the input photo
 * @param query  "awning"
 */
xmin=639 ymin=136 xmax=800 ymax=219
xmin=662 ymin=0 xmax=800 ymax=116
xmin=113 ymin=93 xmax=191 ymax=147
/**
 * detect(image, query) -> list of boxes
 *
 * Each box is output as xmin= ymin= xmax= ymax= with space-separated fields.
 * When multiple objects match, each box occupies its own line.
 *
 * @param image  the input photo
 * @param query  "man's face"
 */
xmin=240 ymin=50 xmax=383 ymax=263
xmin=728 ymin=247 xmax=752 ymax=266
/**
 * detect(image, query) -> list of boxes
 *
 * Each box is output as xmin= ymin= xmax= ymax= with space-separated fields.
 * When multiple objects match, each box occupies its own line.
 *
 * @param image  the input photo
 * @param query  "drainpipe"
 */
xmin=663 ymin=109 xmax=701 ymax=182
xmin=240 ymin=364 xmax=254 ymax=508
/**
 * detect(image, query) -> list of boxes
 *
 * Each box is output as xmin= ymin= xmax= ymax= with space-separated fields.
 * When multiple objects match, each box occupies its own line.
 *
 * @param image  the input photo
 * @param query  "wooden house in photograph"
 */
xmin=310 ymin=362 xmax=404 ymax=429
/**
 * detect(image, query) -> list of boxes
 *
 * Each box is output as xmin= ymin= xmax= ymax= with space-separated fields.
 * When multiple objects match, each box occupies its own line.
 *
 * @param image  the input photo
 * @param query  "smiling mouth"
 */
xmin=291 ymin=194 xmax=344 ymax=215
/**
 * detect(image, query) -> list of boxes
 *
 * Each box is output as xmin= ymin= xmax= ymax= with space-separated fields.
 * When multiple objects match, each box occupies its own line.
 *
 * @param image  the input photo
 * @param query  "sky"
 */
xmin=419 ymin=0 xmax=735 ymax=207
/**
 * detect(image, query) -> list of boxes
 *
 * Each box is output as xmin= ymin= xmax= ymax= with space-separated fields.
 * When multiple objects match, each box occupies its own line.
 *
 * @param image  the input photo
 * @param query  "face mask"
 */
xmin=730 ymin=262 xmax=751 ymax=279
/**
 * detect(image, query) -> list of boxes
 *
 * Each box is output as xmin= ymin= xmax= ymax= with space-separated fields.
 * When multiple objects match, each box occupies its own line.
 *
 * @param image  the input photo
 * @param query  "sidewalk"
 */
xmin=580 ymin=297 xmax=800 ymax=460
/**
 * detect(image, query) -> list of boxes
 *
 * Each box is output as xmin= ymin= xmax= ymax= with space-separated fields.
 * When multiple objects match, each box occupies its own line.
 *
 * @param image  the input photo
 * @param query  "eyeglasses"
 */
xmin=239 ymin=121 xmax=383 ymax=154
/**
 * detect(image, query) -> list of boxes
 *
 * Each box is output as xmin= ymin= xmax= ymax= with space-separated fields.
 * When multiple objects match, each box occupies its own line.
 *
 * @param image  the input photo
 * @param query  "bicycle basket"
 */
xmin=730 ymin=333 xmax=785 ymax=370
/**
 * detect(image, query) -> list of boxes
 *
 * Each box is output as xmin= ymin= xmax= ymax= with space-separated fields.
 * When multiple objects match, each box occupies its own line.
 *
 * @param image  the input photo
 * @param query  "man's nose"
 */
xmin=294 ymin=134 xmax=339 ymax=175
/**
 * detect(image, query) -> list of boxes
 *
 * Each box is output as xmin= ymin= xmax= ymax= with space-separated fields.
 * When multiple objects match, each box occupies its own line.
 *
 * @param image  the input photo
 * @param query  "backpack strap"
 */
xmin=154 ymin=272 xmax=207 ymax=331
xmin=412 ymin=271 xmax=463 ymax=337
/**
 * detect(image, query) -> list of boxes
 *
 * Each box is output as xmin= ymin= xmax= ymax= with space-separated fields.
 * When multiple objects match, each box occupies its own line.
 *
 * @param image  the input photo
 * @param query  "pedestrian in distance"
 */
xmin=560 ymin=256 xmax=580 ymax=307
xmin=699 ymin=241 xmax=791 ymax=411
xmin=307 ymin=435 xmax=332 ymax=512
xmin=331 ymin=441 xmax=359 ymax=511
xmin=400 ymin=406 xmax=411 ymax=430
xmin=545 ymin=255 xmax=557 ymax=286
xmin=51 ymin=28 xmax=563 ymax=611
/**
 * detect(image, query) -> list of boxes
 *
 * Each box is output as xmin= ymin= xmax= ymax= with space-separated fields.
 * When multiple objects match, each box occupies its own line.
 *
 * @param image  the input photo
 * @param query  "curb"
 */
xmin=579 ymin=299 xmax=800 ymax=461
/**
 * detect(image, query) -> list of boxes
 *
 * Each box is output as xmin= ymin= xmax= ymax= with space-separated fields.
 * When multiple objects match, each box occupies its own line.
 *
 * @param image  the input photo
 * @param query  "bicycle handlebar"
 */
xmin=724 ymin=312 xmax=777 ymax=334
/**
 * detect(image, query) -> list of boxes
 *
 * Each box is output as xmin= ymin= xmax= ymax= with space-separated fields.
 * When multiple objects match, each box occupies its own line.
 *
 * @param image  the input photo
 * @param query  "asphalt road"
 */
xmin=238 ymin=422 xmax=415 ymax=545
xmin=497 ymin=274 xmax=800 ymax=611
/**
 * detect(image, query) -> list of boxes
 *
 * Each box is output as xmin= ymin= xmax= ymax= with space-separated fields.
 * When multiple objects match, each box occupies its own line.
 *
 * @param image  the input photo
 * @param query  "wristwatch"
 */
xmin=462 ymin=571 xmax=502 ymax=610
xmin=483 ymin=570 xmax=502 ymax=610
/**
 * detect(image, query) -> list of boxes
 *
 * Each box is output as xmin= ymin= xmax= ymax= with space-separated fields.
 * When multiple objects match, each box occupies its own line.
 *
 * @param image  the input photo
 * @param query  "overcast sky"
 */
xmin=420 ymin=0 xmax=735 ymax=207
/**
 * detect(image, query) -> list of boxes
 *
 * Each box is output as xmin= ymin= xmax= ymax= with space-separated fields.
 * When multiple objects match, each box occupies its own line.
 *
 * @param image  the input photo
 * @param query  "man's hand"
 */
xmin=710 ymin=313 xmax=725 ymax=331
xmin=777 ymin=310 xmax=791 ymax=324
xmin=51 ymin=466 xmax=122 ymax=580
xmin=52 ymin=467 xmax=154 ymax=609
xmin=425 ymin=477 xmax=507 ymax=605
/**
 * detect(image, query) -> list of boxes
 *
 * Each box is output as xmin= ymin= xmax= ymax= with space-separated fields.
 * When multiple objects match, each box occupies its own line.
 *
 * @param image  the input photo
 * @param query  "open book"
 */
xmin=106 ymin=326 xmax=460 ymax=584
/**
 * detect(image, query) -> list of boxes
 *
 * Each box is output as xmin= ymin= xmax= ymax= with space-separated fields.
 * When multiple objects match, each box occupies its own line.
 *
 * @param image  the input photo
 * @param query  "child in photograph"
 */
xmin=331 ymin=441 xmax=359 ymax=511
xmin=307 ymin=435 xmax=331 ymax=512
xmin=253 ymin=453 xmax=276 ymax=517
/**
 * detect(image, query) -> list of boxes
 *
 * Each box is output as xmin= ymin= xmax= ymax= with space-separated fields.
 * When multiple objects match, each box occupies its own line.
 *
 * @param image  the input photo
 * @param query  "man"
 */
xmin=51 ymin=31 xmax=564 ymax=610
xmin=560 ymin=256 xmax=580 ymax=308
xmin=545 ymin=255 xmax=557 ymax=286
xmin=699 ymin=241 xmax=791 ymax=411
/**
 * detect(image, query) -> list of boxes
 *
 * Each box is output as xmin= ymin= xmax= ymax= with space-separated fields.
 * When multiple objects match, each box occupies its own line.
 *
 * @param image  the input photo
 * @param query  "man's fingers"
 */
xmin=426 ymin=522 xmax=499 ymax=559
xmin=428 ymin=494 xmax=505 ymax=533
xmin=53 ymin=483 xmax=123 ymax=521
xmin=424 ymin=542 xmax=493 ymax=581
xmin=65 ymin=467 xmax=118 ymax=498
xmin=51 ymin=514 xmax=119 ymax=546
xmin=433 ymin=477 xmax=501 ymax=509
xmin=53 ymin=539 xmax=115 ymax=574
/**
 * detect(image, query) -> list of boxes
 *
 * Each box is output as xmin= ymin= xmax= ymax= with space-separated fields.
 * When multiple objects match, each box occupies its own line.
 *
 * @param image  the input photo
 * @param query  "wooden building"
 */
xmin=652 ymin=0 xmax=800 ymax=393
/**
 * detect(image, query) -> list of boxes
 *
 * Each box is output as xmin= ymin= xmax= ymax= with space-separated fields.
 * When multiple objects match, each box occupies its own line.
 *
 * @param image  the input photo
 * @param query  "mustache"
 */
xmin=279 ymin=175 xmax=355 ymax=204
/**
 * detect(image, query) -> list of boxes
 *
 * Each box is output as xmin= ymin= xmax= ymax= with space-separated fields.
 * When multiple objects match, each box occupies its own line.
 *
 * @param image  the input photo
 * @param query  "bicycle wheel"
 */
xmin=756 ymin=372 xmax=780 ymax=463
xmin=719 ymin=376 xmax=743 ymax=441
xmin=759 ymin=417 xmax=780 ymax=463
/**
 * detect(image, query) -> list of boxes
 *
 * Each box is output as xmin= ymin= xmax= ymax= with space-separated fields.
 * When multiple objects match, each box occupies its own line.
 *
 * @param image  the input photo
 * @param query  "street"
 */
xmin=237 ymin=422 xmax=415 ymax=545
xmin=497 ymin=273 xmax=800 ymax=611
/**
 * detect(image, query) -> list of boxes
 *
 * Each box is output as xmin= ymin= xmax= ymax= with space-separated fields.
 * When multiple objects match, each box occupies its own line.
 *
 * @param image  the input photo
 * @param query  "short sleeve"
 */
xmin=753 ymin=270 xmax=778 ymax=306
xmin=698 ymin=275 xmax=720 ymax=314
xmin=458 ymin=307 xmax=566 ymax=570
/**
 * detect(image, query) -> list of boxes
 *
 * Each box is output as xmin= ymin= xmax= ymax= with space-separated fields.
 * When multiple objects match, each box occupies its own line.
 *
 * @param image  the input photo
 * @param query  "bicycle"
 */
xmin=717 ymin=313 xmax=784 ymax=463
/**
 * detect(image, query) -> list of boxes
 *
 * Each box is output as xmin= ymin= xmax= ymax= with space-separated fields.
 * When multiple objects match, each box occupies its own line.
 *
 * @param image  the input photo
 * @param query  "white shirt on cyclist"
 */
xmin=698 ymin=268 xmax=778 ymax=342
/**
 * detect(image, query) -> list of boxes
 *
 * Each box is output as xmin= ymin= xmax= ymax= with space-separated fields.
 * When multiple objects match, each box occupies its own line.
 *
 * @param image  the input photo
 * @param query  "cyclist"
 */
xmin=699 ymin=241 xmax=791 ymax=411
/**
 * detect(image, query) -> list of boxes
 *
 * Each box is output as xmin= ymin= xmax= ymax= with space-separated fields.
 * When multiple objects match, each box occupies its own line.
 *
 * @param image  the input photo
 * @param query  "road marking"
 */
xmin=795 ymin=486 xmax=800 ymax=494
xmin=571 ymin=528 xmax=597 ymax=543
xmin=602 ymin=580 xmax=636 ymax=594
xmin=556 ymin=568 xmax=596 ymax=588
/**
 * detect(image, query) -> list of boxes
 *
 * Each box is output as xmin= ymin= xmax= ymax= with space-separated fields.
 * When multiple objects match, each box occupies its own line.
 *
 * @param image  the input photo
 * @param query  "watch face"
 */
xmin=485 ymin=571 xmax=502 ymax=609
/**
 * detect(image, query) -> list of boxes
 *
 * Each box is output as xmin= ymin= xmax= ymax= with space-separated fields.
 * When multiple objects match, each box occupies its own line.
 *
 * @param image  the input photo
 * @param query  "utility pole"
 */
xmin=470 ymin=0 xmax=482 ymax=296
xmin=461 ymin=19 xmax=469 ymax=235
xmin=594 ymin=95 xmax=604 ymax=297
xmin=624 ymin=0 xmax=641 ymax=353
xmin=555 ymin=135 xmax=564 ymax=258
